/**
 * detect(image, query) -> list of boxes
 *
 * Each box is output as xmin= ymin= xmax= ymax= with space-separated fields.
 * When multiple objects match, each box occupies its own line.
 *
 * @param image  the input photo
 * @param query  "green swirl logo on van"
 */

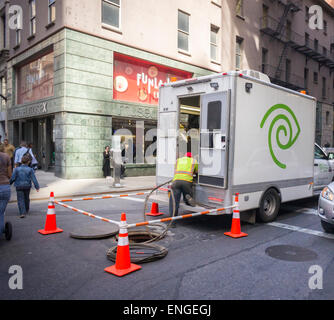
xmin=260 ymin=104 xmax=300 ymax=169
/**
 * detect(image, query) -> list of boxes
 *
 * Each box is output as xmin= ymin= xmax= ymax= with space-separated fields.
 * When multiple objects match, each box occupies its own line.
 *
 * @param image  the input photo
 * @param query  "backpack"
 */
xmin=23 ymin=148 xmax=33 ymax=165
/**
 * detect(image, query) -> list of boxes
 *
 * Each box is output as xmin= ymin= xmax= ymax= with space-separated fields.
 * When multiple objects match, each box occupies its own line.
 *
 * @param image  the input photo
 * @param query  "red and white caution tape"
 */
xmin=126 ymin=205 xmax=236 ymax=229
xmin=54 ymin=198 xmax=236 ymax=230
xmin=58 ymin=191 xmax=151 ymax=203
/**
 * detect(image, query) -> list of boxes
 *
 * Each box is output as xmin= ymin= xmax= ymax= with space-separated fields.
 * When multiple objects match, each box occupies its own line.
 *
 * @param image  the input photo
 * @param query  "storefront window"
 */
xmin=112 ymin=118 xmax=157 ymax=164
xmin=17 ymin=51 xmax=54 ymax=105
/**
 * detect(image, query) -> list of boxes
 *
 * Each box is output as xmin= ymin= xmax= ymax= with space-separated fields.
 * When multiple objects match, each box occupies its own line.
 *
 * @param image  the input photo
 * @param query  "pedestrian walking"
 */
xmin=14 ymin=141 xmax=37 ymax=168
xmin=0 ymin=143 xmax=12 ymax=240
xmin=3 ymin=139 xmax=15 ymax=169
xmin=102 ymin=146 xmax=111 ymax=177
xmin=10 ymin=154 xmax=40 ymax=218
xmin=27 ymin=142 xmax=39 ymax=170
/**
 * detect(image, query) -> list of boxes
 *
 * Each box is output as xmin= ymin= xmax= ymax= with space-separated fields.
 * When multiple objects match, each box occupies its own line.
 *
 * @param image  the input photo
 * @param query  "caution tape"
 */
xmin=58 ymin=191 xmax=151 ymax=203
xmin=54 ymin=200 xmax=122 ymax=226
xmin=54 ymin=200 xmax=235 ymax=230
xmin=126 ymin=205 xmax=236 ymax=229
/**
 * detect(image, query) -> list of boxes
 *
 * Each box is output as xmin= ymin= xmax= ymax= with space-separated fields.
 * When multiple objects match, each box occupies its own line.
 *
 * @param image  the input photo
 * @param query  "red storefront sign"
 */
xmin=113 ymin=53 xmax=193 ymax=105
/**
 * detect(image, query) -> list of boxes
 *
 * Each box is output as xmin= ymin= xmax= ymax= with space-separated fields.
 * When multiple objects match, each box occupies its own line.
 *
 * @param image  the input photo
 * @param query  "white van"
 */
xmin=156 ymin=70 xmax=333 ymax=222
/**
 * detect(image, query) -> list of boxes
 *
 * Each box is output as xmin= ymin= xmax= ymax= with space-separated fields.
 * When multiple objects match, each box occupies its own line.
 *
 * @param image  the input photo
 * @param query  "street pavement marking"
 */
xmin=267 ymin=222 xmax=334 ymax=240
xmin=121 ymin=197 xmax=145 ymax=203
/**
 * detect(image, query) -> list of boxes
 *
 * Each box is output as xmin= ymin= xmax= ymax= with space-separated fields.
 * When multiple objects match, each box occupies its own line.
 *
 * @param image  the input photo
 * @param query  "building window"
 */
xmin=17 ymin=51 xmax=54 ymax=104
xmin=286 ymin=20 xmax=291 ymax=41
xmin=15 ymin=29 xmax=21 ymax=47
xmin=285 ymin=59 xmax=291 ymax=83
xmin=322 ymin=77 xmax=326 ymax=98
xmin=314 ymin=39 xmax=318 ymax=53
xmin=262 ymin=5 xmax=269 ymax=28
xmin=305 ymin=33 xmax=310 ymax=47
xmin=0 ymin=77 xmax=6 ymax=110
xmin=48 ymin=0 xmax=56 ymax=24
xmin=178 ymin=10 xmax=190 ymax=52
xmin=313 ymin=72 xmax=318 ymax=84
xmin=324 ymin=20 xmax=327 ymax=35
xmin=236 ymin=0 xmax=244 ymax=17
xmin=29 ymin=0 xmax=36 ymax=36
xmin=102 ymin=0 xmax=120 ymax=29
xmin=305 ymin=6 xmax=309 ymax=22
xmin=210 ymin=25 xmax=219 ymax=62
xmin=304 ymin=68 xmax=309 ymax=89
xmin=323 ymin=47 xmax=327 ymax=57
xmin=112 ymin=118 xmax=157 ymax=164
xmin=261 ymin=48 xmax=268 ymax=74
xmin=1 ymin=15 xmax=6 ymax=48
xmin=235 ymin=37 xmax=243 ymax=70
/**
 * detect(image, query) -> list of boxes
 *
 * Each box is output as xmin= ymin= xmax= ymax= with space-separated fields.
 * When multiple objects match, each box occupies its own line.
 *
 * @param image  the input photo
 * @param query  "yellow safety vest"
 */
xmin=173 ymin=157 xmax=198 ymax=182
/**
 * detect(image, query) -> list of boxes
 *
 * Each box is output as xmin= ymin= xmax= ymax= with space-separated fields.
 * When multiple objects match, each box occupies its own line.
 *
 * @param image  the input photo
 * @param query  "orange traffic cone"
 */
xmin=145 ymin=202 xmax=164 ymax=216
xmin=38 ymin=192 xmax=63 ymax=235
xmin=224 ymin=193 xmax=248 ymax=238
xmin=105 ymin=213 xmax=141 ymax=277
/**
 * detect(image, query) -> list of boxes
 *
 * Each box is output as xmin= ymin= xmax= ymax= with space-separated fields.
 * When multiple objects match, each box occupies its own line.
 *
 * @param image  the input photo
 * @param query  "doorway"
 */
xmin=178 ymin=96 xmax=200 ymax=160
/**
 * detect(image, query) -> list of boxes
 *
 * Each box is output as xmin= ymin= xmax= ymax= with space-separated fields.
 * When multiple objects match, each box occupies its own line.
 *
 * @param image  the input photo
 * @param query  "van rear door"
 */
xmin=198 ymin=91 xmax=230 ymax=188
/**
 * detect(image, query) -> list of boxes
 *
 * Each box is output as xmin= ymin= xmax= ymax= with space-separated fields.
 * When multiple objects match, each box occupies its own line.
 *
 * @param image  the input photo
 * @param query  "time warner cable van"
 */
xmin=156 ymin=70 xmax=334 ymax=223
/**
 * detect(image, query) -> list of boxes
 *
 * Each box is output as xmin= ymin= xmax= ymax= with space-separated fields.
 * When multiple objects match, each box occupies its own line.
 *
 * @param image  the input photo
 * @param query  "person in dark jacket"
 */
xmin=102 ymin=146 xmax=111 ymax=178
xmin=10 ymin=154 xmax=40 ymax=218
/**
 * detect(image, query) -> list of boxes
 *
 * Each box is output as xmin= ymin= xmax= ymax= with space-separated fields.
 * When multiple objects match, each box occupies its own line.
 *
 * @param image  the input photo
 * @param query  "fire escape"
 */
xmin=272 ymin=1 xmax=301 ymax=81
xmin=260 ymin=0 xmax=303 ymax=90
xmin=261 ymin=0 xmax=334 ymax=91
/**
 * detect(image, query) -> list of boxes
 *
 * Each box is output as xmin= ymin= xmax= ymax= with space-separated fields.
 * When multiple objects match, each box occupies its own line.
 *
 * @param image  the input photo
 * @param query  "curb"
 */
xmin=8 ymin=186 xmax=155 ymax=203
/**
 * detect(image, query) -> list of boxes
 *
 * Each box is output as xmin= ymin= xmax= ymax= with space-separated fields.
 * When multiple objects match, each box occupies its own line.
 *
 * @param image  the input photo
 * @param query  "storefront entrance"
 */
xmin=13 ymin=116 xmax=55 ymax=171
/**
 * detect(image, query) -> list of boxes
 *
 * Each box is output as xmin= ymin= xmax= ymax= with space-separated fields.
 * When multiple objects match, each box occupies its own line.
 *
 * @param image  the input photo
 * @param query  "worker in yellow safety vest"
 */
xmin=169 ymin=152 xmax=198 ymax=218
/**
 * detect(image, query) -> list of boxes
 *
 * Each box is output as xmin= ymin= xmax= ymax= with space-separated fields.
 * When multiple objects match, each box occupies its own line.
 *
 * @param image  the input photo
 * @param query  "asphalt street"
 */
xmin=0 ymin=193 xmax=333 ymax=300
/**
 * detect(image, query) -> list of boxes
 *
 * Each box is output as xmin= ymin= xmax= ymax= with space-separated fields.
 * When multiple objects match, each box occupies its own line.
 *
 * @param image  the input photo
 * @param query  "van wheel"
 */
xmin=257 ymin=189 xmax=280 ymax=222
xmin=321 ymin=220 xmax=334 ymax=234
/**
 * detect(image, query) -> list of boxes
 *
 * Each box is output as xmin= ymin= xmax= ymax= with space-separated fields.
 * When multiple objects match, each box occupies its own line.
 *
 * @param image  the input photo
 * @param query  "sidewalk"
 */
xmin=9 ymin=170 xmax=156 ymax=203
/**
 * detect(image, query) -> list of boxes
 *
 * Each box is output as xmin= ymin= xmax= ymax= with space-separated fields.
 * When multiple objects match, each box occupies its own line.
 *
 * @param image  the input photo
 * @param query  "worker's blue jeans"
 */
xmin=0 ymin=185 xmax=11 ymax=234
xmin=16 ymin=187 xmax=31 ymax=216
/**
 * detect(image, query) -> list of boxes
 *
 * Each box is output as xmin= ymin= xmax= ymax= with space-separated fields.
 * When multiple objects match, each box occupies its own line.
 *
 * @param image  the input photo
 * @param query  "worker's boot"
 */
xmin=185 ymin=195 xmax=196 ymax=207
xmin=170 ymin=221 xmax=177 ymax=228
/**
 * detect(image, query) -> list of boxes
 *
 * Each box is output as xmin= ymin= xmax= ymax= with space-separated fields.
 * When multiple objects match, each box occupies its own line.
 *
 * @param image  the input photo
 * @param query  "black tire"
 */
xmin=321 ymin=220 xmax=334 ymax=234
xmin=5 ymin=222 xmax=12 ymax=241
xmin=257 ymin=189 xmax=281 ymax=222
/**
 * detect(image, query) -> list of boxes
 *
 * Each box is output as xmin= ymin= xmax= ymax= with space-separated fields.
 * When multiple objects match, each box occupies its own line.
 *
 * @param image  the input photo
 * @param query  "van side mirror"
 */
xmin=329 ymin=153 xmax=334 ymax=160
